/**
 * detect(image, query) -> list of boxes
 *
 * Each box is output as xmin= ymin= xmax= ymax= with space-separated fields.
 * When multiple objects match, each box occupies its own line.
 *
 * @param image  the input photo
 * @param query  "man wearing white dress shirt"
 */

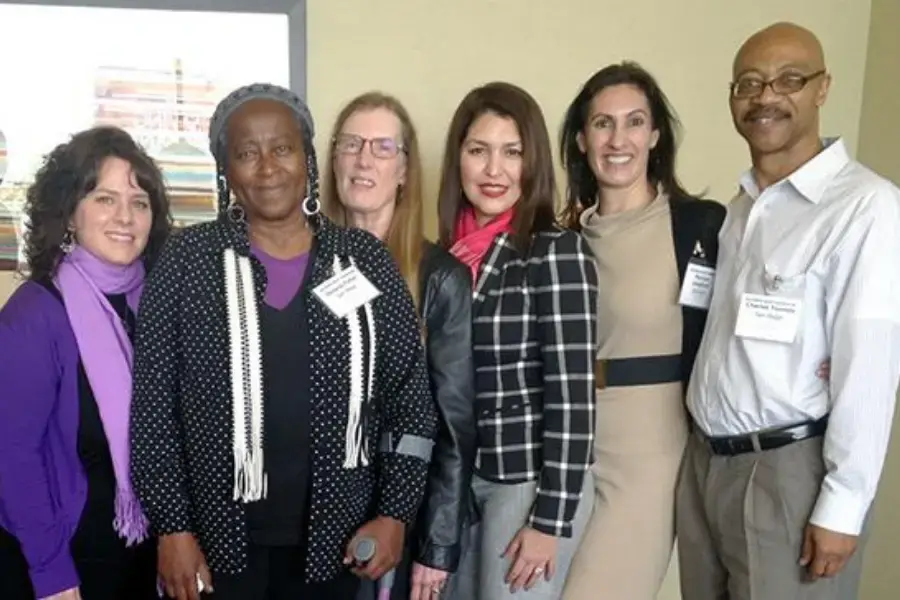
xmin=677 ymin=21 xmax=900 ymax=600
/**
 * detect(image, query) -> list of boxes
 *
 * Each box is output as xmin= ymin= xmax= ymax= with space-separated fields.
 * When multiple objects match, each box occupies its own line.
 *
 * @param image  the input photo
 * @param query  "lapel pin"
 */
xmin=693 ymin=240 xmax=706 ymax=259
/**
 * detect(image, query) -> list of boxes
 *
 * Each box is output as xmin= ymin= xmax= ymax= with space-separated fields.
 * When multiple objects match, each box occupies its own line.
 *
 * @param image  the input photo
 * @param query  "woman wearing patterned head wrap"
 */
xmin=129 ymin=83 xmax=438 ymax=600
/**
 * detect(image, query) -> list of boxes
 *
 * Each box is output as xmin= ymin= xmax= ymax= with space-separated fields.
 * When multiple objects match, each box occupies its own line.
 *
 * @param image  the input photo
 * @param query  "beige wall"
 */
xmin=857 ymin=0 xmax=900 ymax=598
xmin=858 ymin=0 xmax=900 ymax=183
xmin=307 ymin=0 xmax=871 ymax=237
xmin=2 ymin=0 xmax=896 ymax=596
xmin=0 ymin=271 xmax=17 ymax=301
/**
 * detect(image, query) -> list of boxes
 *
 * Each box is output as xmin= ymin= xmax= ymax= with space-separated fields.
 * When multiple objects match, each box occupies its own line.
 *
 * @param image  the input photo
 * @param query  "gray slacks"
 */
xmin=676 ymin=430 xmax=870 ymax=600
xmin=448 ymin=474 xmax=593 ymax=600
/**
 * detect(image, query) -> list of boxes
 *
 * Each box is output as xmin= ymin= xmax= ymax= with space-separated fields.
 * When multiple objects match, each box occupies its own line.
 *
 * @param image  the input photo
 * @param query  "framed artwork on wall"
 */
xmin=0 ymin=0 xmax=306 ymax=270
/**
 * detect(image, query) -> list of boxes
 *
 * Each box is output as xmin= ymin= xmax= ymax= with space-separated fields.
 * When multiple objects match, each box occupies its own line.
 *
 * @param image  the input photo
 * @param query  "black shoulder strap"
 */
xmin=669 ymin=199 xmax=695 ymax=284
xmin=669 ymin=198 xmax=723 ymax=283
xmin=670 ymin=197 xmax=727 ymax=391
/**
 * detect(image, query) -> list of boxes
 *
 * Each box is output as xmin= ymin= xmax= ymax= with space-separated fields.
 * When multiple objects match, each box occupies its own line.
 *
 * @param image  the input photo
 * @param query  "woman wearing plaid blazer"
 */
xmin=437 ymin=82 xmax=599 ymax=600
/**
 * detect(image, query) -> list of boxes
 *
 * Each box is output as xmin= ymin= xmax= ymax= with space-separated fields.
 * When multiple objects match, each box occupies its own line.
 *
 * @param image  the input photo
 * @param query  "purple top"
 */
xmin=0 ymin=282 xmax=86 ymax=598
xmin=251 ymin=246 xmax=310 ymax=310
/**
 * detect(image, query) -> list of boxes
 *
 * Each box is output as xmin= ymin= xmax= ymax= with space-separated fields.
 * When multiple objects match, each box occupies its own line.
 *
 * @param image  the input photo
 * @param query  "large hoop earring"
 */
xmin=302 ymin=195 xmax=320 ymax=217
xmin=227 ymin=199 xmax=246 ymax=224
xmin=60 ymin=229 xmax=75 ymax=253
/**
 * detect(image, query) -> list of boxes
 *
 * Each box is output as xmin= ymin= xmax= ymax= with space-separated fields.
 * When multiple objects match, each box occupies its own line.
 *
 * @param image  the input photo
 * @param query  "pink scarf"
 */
xmin=449 ymin=206 xmax=515 ymax=283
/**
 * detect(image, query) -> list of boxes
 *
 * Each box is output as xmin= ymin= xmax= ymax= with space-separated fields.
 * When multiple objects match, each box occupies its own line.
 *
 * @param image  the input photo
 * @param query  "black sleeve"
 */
xmin=415 ymin=262 xmax=476 ymax=572
xmin=130 ymin=232 xmax=193 ymax=535
xmin=369 ymin=245 xmax=440 ymax=525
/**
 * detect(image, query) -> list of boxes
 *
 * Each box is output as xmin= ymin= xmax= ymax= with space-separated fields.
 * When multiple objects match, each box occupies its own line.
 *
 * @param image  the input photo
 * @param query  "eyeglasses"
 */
xmin=332 ymin=134 xmax=406 ymax=159
xmin=730 ymin=70 xmax=826 ymax=99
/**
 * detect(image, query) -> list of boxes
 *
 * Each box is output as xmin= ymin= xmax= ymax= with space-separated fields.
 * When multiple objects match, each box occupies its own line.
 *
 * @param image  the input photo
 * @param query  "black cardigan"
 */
xmin=129 ymin=216 xmax=438 ymax=583
xmin=669 ymin=196 xmax=727 ymax=386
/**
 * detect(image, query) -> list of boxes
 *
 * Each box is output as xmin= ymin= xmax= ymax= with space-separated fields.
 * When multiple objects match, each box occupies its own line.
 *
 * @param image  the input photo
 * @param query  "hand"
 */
xmin=344 ymin=516 xmax=406 ymax=580
xmin=40 ymin=588 xmax=81 ymax=600
xmin=503 ymin=526 xmax=557 ymax=593
xmin=799 ymin=523 xmax=858 ymax=580
xmin=158 ymin=532 xmax=213 ymax=600
xmin=817 ymin=359 xmax=831 ymax=381
xmin=410 ymin=562 xmax=449 ymax=600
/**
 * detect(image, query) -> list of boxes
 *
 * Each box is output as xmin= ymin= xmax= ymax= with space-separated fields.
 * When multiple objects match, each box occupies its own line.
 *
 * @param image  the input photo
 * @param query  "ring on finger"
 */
xmin=533 ymin=565 xmax=545 ymax=576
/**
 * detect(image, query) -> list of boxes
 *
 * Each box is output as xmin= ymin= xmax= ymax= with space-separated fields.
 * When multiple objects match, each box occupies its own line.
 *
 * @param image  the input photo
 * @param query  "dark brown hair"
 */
xmin=437 ymin=81 xmax=557 ymax=253
xmin=23 ymin=126 xmax=172 ymax=281
xmin=322 ymin=92 xmax=425 ymax=310
xmin=559 ymin=61 xmax=691 ymax=229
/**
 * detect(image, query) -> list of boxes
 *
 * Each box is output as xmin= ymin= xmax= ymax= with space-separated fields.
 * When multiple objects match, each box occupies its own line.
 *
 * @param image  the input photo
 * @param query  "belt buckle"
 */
xmin=594 ymin=359 xmax=607 ymax=390
xmin=709 ymin=434 xmax=757 ymax=456
xmin=725 ymin=433 xmax=762 ymax=455
xmin=717 ymin=437 xmax=740 ymax=455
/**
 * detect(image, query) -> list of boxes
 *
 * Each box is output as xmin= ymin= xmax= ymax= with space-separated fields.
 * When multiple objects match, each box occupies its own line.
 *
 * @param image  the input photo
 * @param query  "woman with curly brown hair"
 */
xmin=0 ymin=126 xmax=172 ymax=600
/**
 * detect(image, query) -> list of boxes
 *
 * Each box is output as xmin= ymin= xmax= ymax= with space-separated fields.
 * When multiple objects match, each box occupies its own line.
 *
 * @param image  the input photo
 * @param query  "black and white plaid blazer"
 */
xmin=471 ymin=226 xmax=598 ymax=537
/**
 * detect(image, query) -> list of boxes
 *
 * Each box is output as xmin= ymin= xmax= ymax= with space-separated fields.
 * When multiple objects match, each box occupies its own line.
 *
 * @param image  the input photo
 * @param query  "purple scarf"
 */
xmin=54 ymin=245 xmax=149 ymax=545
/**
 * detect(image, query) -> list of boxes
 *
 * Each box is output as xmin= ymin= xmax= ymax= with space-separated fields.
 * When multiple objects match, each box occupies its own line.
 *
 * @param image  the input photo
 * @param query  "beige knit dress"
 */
xmin=563 ymin=193 xmax=688 ymax=600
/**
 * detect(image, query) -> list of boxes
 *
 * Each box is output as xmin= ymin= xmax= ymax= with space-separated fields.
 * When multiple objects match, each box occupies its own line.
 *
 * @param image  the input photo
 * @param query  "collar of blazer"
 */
xmin=472 ymin=232 xmax=516 ymax=302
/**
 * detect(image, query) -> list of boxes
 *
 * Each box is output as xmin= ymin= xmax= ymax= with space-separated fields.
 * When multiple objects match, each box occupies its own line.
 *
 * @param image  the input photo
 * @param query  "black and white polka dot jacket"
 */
xmin=129 ymin=216 xmax=438 ymax=582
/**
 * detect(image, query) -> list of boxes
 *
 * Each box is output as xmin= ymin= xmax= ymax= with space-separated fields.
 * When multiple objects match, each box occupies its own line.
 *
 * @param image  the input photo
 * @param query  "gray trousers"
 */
xmin=448 ymin=474 xmax=593 ymax=600
xmin=676 ymin=431 xmax=871 ymax=600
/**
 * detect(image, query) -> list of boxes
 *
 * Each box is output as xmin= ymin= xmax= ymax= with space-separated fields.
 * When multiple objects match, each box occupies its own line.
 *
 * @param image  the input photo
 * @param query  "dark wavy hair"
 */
xmin=437 ymin=81 xmax=557 ymax=253
xmin=559 ymin=61 xmax=691 ymax=229
xmin=23 ymin=126 xmax=172 ymax=281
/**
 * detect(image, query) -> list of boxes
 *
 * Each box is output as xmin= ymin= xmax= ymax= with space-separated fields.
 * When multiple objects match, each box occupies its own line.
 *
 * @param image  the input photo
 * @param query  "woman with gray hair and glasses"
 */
xmin=129 ymin=83 xmax=438 ymax=600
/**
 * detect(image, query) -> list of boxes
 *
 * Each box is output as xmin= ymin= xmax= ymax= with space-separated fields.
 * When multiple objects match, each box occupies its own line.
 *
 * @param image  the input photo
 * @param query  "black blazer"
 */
xmin=469 ymin=228 xmax=597 ymax=538
xmin=130 ymin=217 xmax=438 ymax=582
xmin=669 ymin=195 xmax=727 ymax=387
xmin=412 ymin=242 xmax=476 ymax=573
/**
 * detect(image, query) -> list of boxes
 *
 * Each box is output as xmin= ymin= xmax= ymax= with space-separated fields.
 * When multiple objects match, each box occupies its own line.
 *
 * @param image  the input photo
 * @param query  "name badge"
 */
xmin=734 ymin=293 xmax=802 ymax=343
xmin=678 ymin=261 xmax=715 ymax=309
xmin=312 ymin=266 xmax=381 ymax=318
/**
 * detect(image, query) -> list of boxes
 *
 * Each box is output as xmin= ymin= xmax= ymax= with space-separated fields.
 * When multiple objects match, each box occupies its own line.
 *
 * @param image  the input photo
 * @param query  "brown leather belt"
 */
xmin=594 ymin=354 xmax=682 ymax=390
xmin=705 ymin=415 xmax=829 ymax=456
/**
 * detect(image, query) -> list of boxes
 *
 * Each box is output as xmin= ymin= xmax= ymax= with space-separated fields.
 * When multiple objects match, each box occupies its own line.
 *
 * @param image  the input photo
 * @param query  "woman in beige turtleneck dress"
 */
xmin=557 ymin=63 xmax=725 ymax=600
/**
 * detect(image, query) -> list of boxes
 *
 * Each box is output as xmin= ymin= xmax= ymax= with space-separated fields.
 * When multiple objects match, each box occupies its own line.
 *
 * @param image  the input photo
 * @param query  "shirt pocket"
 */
xmin=761 ymin=264 xmax=809 ymax=301
xmin=475 ymin=400 xmax=542 ymax=433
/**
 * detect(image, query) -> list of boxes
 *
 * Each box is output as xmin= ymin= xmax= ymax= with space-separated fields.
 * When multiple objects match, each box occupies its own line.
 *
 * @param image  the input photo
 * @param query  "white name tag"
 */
xmin=312 ymin=266 xmax=381 ymax=318
xmin=734 ymin=293 xmax=802 ymax=343
xmin=678 ymin=262 xmax=715 ymax=309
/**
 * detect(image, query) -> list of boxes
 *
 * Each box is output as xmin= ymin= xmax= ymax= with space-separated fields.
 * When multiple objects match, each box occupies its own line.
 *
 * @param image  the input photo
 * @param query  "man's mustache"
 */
xmin=744 ymin=106 xmax=790 ymax=121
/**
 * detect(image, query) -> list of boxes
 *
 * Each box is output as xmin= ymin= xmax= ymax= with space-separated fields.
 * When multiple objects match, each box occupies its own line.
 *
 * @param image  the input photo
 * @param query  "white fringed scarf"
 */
xmin=339 ymin=255 xmax=377 ymax=468
xmin=223 ymin=249 xmax=379 ymax=503
xmin=224 ymin=249 xmax=266 ymax=502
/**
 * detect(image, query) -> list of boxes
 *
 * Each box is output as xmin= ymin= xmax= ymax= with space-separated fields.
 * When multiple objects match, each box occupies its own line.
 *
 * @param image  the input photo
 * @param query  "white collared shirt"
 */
xmin=687 ymin=138 xmax=900 ymax=535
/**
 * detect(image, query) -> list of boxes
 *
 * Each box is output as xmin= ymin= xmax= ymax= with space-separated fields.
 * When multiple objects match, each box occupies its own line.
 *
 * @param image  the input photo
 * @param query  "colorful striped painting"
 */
xmin=0 ymin=130 xmax=19 ymax=270
xmin=0 ymin=201 xmax=20 ymax=271
xmin=0 ymin=129 xmax=7 ymax=183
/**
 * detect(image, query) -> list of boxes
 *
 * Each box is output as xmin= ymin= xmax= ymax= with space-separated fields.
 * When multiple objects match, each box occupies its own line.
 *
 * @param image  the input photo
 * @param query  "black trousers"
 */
xmin=0 ymin=527 xmax=157 ymax=600
xmin=198 ymin=544 xmax=360 ymax=600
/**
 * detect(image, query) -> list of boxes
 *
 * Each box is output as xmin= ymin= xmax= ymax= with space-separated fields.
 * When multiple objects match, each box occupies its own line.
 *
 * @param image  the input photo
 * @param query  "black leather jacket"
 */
xmin=412 ymin=241 xmax=476 ymax=572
